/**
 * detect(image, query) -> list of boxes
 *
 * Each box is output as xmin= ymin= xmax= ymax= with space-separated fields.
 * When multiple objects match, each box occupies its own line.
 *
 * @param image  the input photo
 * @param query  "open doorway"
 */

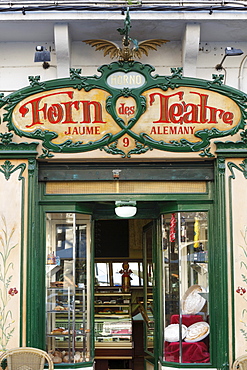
xmin=94 ymin=218 xmax=155 ymax=370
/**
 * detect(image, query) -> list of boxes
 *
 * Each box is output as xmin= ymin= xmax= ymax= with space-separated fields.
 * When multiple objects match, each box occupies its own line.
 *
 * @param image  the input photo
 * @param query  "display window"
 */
xmin=42 ymin=206 xmax=215 ymax=368
xmin=45 ymin=213 xmax=92 ymax=364
xmin=162 ymin=212 xmax=210 ymax=364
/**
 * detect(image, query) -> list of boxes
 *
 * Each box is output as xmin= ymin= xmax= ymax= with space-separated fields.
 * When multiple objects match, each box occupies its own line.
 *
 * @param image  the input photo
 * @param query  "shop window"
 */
xmin=162 ymin=212 xmax=210 ymax=364
xmin=46 ymin=213 xmax=92 ymax=364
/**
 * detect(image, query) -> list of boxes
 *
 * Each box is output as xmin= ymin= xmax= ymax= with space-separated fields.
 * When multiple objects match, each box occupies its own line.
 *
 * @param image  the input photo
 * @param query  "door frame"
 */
xmin=27 ymin=169 xmax=229 ymax=369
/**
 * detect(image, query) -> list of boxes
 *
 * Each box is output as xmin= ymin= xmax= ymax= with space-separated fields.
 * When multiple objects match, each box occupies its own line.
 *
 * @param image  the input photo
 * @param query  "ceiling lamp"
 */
xmin=115 ymin=201 xmax=137 ymax=218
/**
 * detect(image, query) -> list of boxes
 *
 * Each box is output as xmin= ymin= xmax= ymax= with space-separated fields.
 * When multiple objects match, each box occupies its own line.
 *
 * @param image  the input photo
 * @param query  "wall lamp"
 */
xmin=115 ymin=201 xmax=137 ymax=218
xmin=215 ymin=47 xmax=243 ymax=71
xmin=34 ymin=46 xmax=51 ymax=69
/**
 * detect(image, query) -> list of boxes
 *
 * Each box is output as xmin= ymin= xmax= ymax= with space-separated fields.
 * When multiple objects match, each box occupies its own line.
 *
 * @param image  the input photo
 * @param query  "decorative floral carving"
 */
xmin=100 ymin=140 xmax=126 ymax=157
xmin=39 ymin=148 xmax=54 ymax=159
xmin=240 ymin=130 xmax=247 ymax=144
xmin=199 ymin=146 xmax=215 ymax=158
xmin=0 ymin=133 xmax=13 ymax=145
xmin=28 ymin=75 xmax=45 ymax=89
xmin=0 ymin=160 xmax=26 ymax=181
xmin=208 ymin=74 xmax=224 ymax=86
xmin=70 ymin=68 xmax=82 ymax=79
xmin=170 ymin=67 xmax=183 ymax=78
xmin=127 ymin=141 xmax=152 ymax=157
xmin=228 ymin=159 xmax=247 ymax=180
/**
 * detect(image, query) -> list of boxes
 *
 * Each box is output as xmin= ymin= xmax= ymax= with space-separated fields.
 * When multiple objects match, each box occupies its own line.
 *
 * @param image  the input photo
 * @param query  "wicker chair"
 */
xmin=0 ymin=347 xmax=54 ymax=370
xmin=232 ymin=355 xmax=247 ymax=370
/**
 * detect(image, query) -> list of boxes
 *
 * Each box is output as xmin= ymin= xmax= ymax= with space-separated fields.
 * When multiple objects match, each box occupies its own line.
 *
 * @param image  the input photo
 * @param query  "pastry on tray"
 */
xmin=184 ymin=322 xmax=210 ymax=342
xmin=164 ymin=324 xmax=187 ymax=342
xmin=51 ymin=327 xmax=65 ymax=334
xmin=181 ymin=285 xmax=206 ymax=315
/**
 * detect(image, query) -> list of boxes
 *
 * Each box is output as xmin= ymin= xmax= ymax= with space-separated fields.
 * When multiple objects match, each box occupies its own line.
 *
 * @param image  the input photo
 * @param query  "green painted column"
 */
xmin=26 ymin=158 xmax=45 ymax=348
xmin=214 ymin=157 xmax=229 ymax=370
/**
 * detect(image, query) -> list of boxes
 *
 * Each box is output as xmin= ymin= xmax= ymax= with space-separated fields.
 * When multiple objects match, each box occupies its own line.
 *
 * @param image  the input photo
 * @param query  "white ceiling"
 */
xmin=0 ymin=9 xmax=246 ymax=42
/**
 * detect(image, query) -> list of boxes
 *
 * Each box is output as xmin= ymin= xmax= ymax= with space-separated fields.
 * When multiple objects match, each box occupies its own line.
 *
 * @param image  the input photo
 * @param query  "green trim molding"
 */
xmin=0 ymin=133 xmax=38 ymax=159
xmin=25 ymin=158 xmax=44 ymax=348
xmin=227 ymin=158 xmax=247 ymax=361
xmin=213 ymin=158 xmax=229 ymax=370
xmin=215 ymin=130 xmax=247 ymax=157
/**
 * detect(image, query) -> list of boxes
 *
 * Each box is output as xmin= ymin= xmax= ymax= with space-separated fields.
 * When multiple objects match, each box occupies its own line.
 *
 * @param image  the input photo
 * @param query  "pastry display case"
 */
xmin=45 ymin=213 xmax=92 ymax=364
xmin=46 ymin=284 xmax=88 ymax=363
xmin=94 ymin=291 xmax=132 ymax=346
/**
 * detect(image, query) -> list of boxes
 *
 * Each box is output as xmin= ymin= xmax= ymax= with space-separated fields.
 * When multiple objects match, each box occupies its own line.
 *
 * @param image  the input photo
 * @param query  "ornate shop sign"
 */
xmin=0 ymin=62 xmax=246 ymax=158
xmin=0 ymin=8 xmax=247 ymax=158
xmin=0 ymin=10 xmax=247 ymax=157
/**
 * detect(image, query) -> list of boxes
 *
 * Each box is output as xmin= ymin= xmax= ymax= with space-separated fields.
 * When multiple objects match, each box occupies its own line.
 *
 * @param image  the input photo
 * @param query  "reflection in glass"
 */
xmin=162 ymin=212 xmax=210 ymax=364
xmin=143 ymin=224 xmax=154 ymax=354
xmin=46 ymin=213 xmax=92 ymax=364
xmin=95 ymin=262 xmax=143 ymax=287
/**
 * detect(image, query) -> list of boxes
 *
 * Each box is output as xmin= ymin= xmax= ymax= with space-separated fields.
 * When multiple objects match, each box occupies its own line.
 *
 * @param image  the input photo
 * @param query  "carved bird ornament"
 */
xmin=83 ymin=38 xmax=169 ymax=62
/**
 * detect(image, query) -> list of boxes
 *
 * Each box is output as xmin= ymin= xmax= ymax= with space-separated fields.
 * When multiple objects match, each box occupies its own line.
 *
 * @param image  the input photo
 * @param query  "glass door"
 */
xmin=162 ymin=212 xmax=210 ymax=364
xmin=45 ymin=213 xmax=92 ymax=364
xmin=142 ymin=222 xmax=155 ymax=355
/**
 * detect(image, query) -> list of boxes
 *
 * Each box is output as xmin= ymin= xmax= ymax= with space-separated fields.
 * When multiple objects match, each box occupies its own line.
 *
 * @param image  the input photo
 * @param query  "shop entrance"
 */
xmin=42 ymin=162 xmax=214 ymax=370
xmin=94 ymin=218 xmax=155 ymax=370
xmin=44 ymin=210 xmax=157 ymax=370
xmin=44 ymin=205 xmax=212 ymax=370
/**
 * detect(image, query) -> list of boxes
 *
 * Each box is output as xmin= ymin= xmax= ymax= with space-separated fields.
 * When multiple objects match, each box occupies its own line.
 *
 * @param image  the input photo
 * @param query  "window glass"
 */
xmin=143 ymin=224 xmax=154 ymax=354
xmin=95 ymin=263 xmax=111 ymax=286
xmin=112 ymin=262 xmax=143 ymax=287
xmin=46 ymin=213 xmax=92 ymax=364
xmin=162 ymin=212 xmax=210 ymax=363
xmin=95 ymin=262 xmax=143 ymax=287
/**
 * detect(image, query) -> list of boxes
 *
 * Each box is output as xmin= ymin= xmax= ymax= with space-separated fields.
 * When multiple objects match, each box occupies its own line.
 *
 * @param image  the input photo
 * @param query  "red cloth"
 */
xmin=164 ymin=341 xmax=210 ymax=363
xmin=170 ymin=314 xmax=203 ymax=327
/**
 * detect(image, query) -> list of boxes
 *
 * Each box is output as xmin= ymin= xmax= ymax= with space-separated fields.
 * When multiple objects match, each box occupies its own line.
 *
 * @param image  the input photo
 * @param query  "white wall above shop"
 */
xmin=0 ymin=39 xmax=246 ymax=92
xmin=0 ymin=7 xmax=246 ymax=93
xmin=0 ymin=42 xmax=57 ymax=91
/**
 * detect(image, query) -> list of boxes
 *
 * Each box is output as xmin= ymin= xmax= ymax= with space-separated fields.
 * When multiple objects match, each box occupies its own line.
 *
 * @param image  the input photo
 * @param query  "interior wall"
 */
xmin=129 ymin=219 xmax=151 ymax=259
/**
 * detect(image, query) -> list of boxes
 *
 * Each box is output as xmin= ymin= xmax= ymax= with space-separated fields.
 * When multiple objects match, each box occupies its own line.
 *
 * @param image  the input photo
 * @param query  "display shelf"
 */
xmin=94 ymin=290 xmax=132 ymax=346
xmin=95 ymin=304 xmax=129 ymax=307
xmin=46 ymin=284 xmax=88 ymax=363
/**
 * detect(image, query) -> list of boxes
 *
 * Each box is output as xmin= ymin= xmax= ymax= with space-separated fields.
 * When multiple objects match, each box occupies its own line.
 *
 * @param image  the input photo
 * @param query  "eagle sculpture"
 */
xmin=83 ymin=38 xmax=169 ymax=62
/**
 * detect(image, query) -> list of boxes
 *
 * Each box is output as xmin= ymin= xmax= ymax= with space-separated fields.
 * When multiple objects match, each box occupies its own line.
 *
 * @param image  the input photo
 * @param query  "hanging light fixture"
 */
xmin=115 ymin=201 xmax=137 ymax=218
xmin=34 ymin=45 xmax=51 ymax=69
xmin=215 ymin=46 xmax=243 ymax=70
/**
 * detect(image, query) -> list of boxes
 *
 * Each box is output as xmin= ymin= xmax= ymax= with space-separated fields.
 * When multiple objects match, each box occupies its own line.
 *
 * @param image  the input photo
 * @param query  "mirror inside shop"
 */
xmin=45 ymin=212 xmax=210 ymax=367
